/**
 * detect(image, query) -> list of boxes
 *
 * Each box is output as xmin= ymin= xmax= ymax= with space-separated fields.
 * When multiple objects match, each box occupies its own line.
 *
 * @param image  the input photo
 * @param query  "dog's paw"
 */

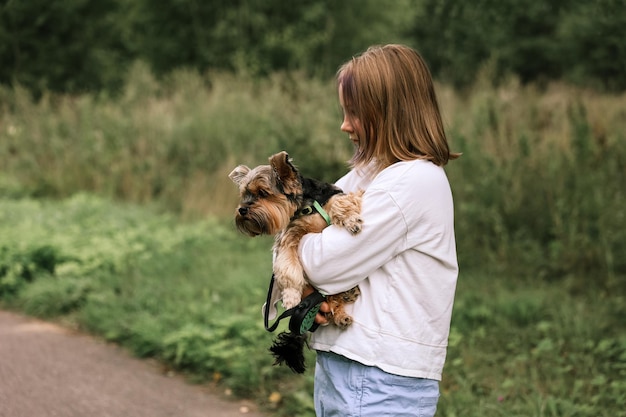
xmin=281 ymin=288 xmax=302 ymax=309
xmin=343 ymin=215 xmax=363 ymax=235
xmin=333 ymin=313 xmax=353 ymax=329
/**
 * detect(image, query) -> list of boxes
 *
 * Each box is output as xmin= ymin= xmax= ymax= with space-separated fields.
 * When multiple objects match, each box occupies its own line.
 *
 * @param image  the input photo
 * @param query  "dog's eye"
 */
xmin=257 ymin=189 xmax=269 ymax=198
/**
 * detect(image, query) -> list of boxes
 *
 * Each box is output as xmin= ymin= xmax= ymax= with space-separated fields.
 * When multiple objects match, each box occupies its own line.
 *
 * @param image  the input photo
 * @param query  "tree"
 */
xmin=0 ymin=0 xmax=128 ymax=94
xmin=409 ymin=0 xmax=626 ymax=91
xmin=558 ymin=0 xmax=626 ymax=91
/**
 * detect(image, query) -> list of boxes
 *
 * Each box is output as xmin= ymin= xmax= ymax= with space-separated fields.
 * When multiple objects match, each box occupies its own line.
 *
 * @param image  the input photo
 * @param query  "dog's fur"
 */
xmin=229 ymin=151 xmax=362 ymax=327
xmin=229 ymin=151 xmax=362 ymax=372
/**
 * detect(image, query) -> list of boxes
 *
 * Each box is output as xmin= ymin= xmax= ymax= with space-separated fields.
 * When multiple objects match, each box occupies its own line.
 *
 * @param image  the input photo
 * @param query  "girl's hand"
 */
xmin=302 ymin=285 xmax=330 ymax=326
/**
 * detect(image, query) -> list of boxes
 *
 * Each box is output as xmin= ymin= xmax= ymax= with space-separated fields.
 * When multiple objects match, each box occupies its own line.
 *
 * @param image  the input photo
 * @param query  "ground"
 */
xmin=0 ymin=310 xmax=265 ymax=417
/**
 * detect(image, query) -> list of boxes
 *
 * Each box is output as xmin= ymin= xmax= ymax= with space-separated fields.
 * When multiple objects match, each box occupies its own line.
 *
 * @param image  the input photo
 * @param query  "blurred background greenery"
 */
xmin=1 ymin=0 xmax=625 ymax=95
xmin=1 ymin=1 xmax=625 ymax=416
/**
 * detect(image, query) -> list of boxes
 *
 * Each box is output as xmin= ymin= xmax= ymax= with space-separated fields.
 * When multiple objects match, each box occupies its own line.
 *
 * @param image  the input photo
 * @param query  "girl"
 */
xmin=299 ymin=44 xmax=460 ymax=417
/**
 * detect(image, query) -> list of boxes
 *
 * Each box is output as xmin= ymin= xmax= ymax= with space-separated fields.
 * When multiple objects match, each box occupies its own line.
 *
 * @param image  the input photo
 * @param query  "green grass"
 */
xmin=1 ymin=69 xmax=625 ymax=415
xmin=0 ymin=194 xmax=322 ymax=414
xmin=1 ymin=69 xmax=624 ymax=283
xmin=441 ymin=271 xmax=626 ymax=416
xmin=1 ymin=194 xmax=624 ymax=416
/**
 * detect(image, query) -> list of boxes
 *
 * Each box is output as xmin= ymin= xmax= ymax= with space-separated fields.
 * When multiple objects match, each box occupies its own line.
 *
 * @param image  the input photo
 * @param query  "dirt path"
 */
xmin=0 ymin=310 xmax=266 ymax=417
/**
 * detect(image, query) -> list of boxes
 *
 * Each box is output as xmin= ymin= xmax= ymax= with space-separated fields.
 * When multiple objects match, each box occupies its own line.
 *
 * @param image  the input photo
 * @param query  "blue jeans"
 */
xmin=314 ymin=351 xmax=440 ymax=417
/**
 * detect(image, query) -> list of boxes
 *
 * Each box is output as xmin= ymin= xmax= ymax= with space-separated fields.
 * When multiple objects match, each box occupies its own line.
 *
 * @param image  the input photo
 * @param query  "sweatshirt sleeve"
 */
xmin=298 ymin=187 xmax=408 ymax=295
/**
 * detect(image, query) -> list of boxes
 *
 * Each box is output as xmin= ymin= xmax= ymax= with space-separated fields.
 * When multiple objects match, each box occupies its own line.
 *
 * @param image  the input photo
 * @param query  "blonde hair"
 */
xmin=337 ymin=44 xmax=459 ymax=173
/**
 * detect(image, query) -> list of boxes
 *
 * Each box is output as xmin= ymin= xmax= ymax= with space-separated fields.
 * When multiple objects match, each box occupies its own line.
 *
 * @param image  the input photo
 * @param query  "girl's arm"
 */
xmin=298 ymin=187 xmax=408 ymax=295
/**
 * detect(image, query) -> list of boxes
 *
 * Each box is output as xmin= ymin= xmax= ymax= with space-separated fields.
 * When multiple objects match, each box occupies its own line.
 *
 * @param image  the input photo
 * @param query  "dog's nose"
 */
xmin=238 ymin=207 xmax=248 ymax=216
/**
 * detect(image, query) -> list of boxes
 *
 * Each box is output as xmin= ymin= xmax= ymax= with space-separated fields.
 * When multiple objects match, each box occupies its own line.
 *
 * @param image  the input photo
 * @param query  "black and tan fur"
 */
xmin=229 ymin=151 xmax=362 ymax=329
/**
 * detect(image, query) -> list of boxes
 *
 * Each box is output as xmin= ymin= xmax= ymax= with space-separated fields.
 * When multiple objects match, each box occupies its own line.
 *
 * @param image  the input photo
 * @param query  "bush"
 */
xmin=411 ymin=0 xmax=626 ymax=91
xmin=0 ymin=0 xmax=128 ymax=94
xmin=1 ymin=194 xmax=624 ymax=416
xmin=2 ymin=74 xmax=625 ymax=289
xmin=442 ymin=80 xmax=626 ymax=288
xmin=0 ymin=244 xmax=61 ymax=298
xmin=0 ymin=68 xmax=353 ymax=217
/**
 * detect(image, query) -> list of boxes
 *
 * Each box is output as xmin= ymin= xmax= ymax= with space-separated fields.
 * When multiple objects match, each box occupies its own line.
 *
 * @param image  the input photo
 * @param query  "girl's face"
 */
xmin=338 ymin=85 xmax=364 ymax=148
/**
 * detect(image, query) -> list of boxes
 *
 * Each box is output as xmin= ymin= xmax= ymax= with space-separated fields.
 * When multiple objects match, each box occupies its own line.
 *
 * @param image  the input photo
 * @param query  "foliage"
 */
xmin=441 ymin=271 xmax=626 ymax=417
xmin=440 ymin=79 xmax=626 ymax=289
xmin=2 ymin=71 xmax=624 ymax=288
xmin=0 ymin=69 xmax=353 ymax=217
xmin=557 ymin=0 xmax=626 ymax=91
xmin=0 ymin=194 xmax=624 ymax=416
xmin=0 ymin=244 xmax=59 ymax=296
xmin=120 ymin=0 xmax=412 ymax=79
xmin=1 ymin=2 xmax=624 ymax=413
xmin=0 ymin=0 xmax=413 ymax=94
xmin=411 ymin=0 xmax=626 ymax=91
xmin=0 ymin=194 xmax=308 ymax=408
xmin=1 ymin=59 xmax=625 ymax=416
xmin=0 ymin=0 xmax=129 ymax=94
xmin=1 ymin=0 xmax=625 ymax=94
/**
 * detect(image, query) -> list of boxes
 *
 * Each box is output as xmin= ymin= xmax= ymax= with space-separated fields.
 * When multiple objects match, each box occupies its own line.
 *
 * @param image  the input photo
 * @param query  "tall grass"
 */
xmin=1 ymin=66 xmax=625 ymax=415
xmin=0 ymin=195 xmax=624 ymax=416
xmin=438 ymin=78 xmax=626 ymax=288
xmin=1 ymin=65 xmax=624 ymax=287
xmin=0 ymin=63 xmax=352 ymax=218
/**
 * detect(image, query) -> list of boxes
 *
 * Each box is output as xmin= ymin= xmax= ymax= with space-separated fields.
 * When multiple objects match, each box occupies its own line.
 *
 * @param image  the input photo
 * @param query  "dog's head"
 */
xmin=228 ymin=151 xmax=303 ymax=236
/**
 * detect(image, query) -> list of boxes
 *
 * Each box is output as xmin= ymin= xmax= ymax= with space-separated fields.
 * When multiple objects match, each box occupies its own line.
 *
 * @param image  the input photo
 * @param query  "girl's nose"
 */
xmin=341 ymin=116 xmax=352 ymax=133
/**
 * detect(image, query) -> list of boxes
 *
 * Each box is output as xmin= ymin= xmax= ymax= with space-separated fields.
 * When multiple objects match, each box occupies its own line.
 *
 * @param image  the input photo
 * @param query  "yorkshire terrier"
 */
xmin=229 ymin=151 xmax=362 ymax=372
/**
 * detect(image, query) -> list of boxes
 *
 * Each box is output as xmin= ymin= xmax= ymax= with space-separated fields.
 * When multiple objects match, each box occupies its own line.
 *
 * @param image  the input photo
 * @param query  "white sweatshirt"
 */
xmin=298 ymin=159 xmax=458 ymax=380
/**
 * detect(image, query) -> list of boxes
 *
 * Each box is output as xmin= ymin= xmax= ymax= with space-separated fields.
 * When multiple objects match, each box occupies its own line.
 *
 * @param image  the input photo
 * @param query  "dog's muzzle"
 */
xmin=235 ymin=212 xmax=264 ymax=236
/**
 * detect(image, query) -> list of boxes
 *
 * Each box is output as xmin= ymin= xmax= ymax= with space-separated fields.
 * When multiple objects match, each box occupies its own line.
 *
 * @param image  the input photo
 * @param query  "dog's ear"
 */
xmin=269 ymin=151 xmax=300 ymax=196
xmin=228 ymin=165 xmax=250 ymax=185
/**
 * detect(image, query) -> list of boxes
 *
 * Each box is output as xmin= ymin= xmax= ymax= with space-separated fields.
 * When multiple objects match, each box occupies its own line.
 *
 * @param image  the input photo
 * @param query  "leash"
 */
xmin=263 ymin=274 xmax=326 ymax=335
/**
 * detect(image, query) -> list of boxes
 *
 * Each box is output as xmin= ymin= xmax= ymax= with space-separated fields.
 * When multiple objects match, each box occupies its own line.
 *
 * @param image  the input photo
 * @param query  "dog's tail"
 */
xmin=269 ymin=331 xmax=308 ymax=373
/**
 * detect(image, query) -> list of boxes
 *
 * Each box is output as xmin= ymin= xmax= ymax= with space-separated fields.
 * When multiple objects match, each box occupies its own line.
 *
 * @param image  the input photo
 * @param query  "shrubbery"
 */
xmin=1 ymin=69 xmax=624 ymax=288
xmin=0 ymin=35 xmax=624 ymax=415
xmin=443 ymin=80 xmax=626 ymax=289
xmin=1 ymin=194 xmax=624 ymax=416
xmin=1 ymin=0 xmax=625 ymax=94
